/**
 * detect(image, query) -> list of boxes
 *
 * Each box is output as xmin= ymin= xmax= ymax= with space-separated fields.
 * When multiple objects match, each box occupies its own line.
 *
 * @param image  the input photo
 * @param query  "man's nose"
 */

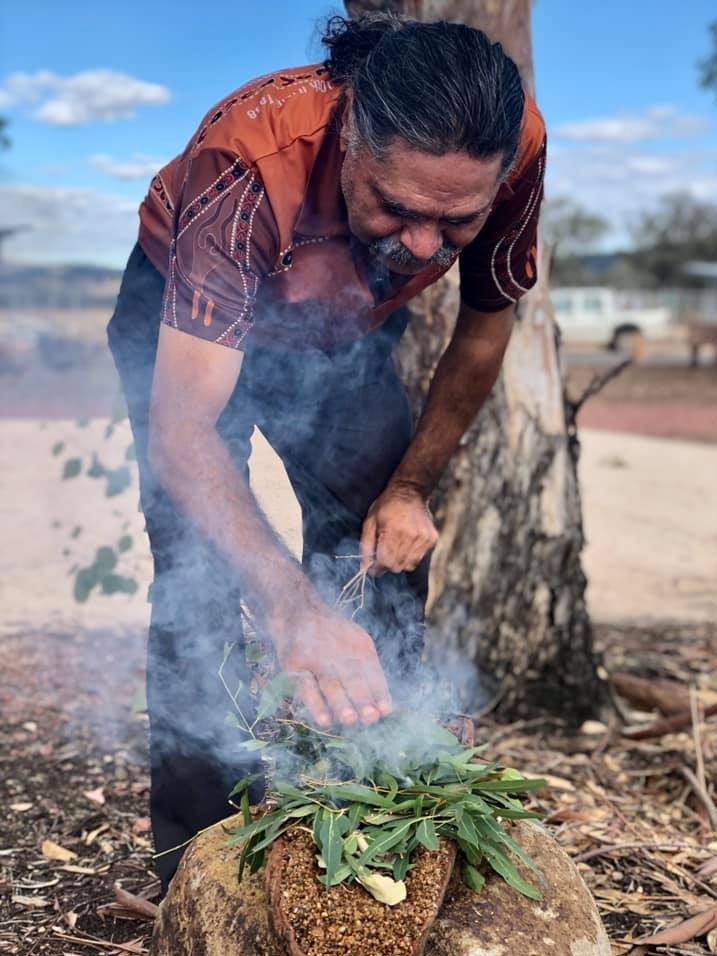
xmin=399 ymin=223 xmax=443 ymax=262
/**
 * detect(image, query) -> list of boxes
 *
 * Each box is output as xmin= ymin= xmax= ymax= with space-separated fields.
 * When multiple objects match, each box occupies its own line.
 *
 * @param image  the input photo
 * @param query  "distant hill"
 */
xmin=576 ymin=253 xmax=621 ymax=280
xmin=0 ymin=251 xmax=664 ymax=313
xmin=0 ymin=263 xmax=123 ymax=309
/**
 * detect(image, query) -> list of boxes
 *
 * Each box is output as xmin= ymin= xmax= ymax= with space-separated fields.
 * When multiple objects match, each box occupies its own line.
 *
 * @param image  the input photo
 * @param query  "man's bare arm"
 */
xmin=149 ymin=327 xmax=300 ymax=612
xmin=360 ymin=303 xmax=514 ymax=574
xmin=149 ymin=324 xmax=392 ymax=726
xmin=391 ymin=302 xmax=514 ymax=495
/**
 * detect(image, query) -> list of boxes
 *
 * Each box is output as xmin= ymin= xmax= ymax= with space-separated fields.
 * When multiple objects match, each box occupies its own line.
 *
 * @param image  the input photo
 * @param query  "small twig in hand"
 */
xmin=335 ymin=565 xmax=370 ymax=619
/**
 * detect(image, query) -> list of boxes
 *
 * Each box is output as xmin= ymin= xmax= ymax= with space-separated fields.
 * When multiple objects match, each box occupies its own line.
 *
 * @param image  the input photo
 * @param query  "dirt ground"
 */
xmin=1 ymin=622 xmax=715 ymax=955
xmin=1 ymin=345 xmax=716 ymax=954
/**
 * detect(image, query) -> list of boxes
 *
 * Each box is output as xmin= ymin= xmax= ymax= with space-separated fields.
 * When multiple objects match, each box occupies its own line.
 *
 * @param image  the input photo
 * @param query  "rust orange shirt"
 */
xmin=138 ymin=64 xmax=546 ymax=351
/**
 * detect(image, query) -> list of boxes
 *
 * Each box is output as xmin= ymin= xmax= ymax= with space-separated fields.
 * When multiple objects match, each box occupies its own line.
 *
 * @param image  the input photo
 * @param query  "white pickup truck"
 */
xmin=551 ymin=286 xmax=675 ymax=350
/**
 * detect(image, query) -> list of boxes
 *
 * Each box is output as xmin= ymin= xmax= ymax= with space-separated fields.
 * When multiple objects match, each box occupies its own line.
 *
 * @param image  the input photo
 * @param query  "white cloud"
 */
xmin=546 ymin=141 xmax=717 ymax=248
xmin=0 ymin=69 xmax=170 ymax=125
xmin=89 ymin=153 xmax=167 ymax=181
xmin=0 ymin=184 xmax=140 ymax=265
xmin=624 ymin=154 xmax=676 ymax=176
xmin=554 ymin=105 xmax=709 ymax=143
xmin=546 ymin=103 xmax=715 ymax=247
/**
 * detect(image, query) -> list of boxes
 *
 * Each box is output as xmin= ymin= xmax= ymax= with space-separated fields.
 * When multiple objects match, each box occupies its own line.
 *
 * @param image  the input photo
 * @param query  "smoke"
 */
xmin=109 ymin=290 xmax=489 ymax=812
xmin=0 ymin=244 xmax=494 ymax=880
xmin=95 ymin=231 xmax=497 ymax=893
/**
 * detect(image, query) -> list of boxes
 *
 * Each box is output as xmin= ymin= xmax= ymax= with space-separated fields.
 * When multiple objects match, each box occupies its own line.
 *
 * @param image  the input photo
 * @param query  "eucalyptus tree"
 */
xmin=345 ymin=0 xmax=605 ymax=721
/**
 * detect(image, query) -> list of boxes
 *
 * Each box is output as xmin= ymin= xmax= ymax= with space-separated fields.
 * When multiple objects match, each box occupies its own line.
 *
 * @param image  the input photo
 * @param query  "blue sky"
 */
xmin=1 ymin=0 xmax=715 ymax=265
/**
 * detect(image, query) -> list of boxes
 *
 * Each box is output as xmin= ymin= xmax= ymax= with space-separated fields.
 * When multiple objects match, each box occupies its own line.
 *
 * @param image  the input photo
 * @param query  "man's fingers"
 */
xmin=360 ymin=514 xmax=378 ymax=572
xmin=293 ymin=672 xmax=331 ymax=729
xmin=317 ymin=677 xmax=359 ymax=726
xmin=358 ymin=654 xmax=393 ymax=720
xmin=375 ymin=529 xmax=436 ymax=574
xmin=339 ymin=668 xmax=388 ymax=724
xmin=404 ymin=542 xmax=430 ymax=572
xmin=335 ymin=631 xmax=393 ymax=723
xmin=360 ymin=669 xmax=393 ymax=721
xmin=373 ymin=531 xmax=409 ymax=576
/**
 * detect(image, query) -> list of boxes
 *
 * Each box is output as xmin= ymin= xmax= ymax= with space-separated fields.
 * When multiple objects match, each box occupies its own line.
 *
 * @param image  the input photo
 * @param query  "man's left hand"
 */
xmin=360 ymin=481 xmax=438 ymax=576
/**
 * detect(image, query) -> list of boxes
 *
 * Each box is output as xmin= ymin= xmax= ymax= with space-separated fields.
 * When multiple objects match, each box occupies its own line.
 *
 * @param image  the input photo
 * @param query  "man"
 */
xmin=108 ymin=13 xmax=545 ymax=888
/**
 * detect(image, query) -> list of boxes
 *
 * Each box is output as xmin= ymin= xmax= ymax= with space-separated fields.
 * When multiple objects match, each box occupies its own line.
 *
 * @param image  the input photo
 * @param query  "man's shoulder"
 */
xmin=192 ymin=64 xmax=344 ymax=165
xmin=507 ymin=94 xmax=546 ymax=184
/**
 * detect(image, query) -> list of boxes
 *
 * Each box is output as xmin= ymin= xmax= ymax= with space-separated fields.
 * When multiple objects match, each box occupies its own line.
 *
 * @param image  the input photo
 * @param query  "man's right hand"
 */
xmin=271 ymin=603 xmax=393 ymax=729
xmin=148 ymin=326 xmax=392 ymax=731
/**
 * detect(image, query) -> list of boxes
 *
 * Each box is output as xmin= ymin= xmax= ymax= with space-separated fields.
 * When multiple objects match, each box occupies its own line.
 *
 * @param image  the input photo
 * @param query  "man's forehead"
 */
xmin=366 ymin=143 xmax=503 ymax=218
xmin=371 ymin=181 xmax=493 ymax=221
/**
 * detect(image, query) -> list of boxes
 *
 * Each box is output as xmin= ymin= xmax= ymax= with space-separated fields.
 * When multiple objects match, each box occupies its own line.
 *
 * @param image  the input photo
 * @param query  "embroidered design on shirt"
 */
xmin=177 ymin=159 xmax=248 ymax=239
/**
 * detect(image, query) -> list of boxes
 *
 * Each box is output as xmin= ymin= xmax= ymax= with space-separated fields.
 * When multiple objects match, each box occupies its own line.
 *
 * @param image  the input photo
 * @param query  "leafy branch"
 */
xmin=223 ymin=679 xmax=547 ymax=905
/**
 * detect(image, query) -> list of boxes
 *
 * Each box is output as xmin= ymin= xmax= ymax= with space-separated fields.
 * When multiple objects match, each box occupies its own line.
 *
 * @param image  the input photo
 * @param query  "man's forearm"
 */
xmin=389 ymin=304 xmax=514 ymax=498
xmin=150 ymin=425 xmax=316 ymax=627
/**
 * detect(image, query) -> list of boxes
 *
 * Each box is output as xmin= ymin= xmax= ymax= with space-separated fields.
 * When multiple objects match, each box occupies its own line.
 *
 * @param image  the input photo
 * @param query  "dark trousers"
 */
xmin=107 ymin=244 xmax=428 ymax=889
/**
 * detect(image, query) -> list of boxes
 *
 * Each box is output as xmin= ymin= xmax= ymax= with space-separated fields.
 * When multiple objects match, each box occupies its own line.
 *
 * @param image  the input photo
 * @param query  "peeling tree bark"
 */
xmin=345 ymin=0 xmax=606 ymax=721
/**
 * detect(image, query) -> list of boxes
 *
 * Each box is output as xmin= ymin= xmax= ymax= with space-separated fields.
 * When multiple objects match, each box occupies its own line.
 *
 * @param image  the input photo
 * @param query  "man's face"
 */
xmin=341 ymin=135 xmax=504 ymax=276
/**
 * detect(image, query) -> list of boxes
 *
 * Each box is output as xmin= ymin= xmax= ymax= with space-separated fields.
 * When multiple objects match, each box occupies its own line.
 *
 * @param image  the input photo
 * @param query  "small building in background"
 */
xmin=681 ymin=262 xmax=717 ymax=365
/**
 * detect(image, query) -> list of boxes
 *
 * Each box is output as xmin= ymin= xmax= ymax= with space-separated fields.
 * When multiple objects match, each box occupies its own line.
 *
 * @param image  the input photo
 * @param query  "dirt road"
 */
xmin=2 ymin=416 xmax=715 ymax=636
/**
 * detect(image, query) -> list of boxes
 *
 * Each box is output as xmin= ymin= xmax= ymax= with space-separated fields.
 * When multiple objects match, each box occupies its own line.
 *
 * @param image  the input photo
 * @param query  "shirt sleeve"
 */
xmin=458 ymin=134 xmax=546 ymax=312
xmin=160 ymin=148 xmax=277 ymax=349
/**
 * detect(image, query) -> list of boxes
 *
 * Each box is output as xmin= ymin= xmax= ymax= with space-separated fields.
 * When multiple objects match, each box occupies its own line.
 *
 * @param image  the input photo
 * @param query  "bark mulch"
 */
xmin=0 ymin=621 xmax=715 ymax=955
xmin=0 ymin=627 xmax=155 ymax=955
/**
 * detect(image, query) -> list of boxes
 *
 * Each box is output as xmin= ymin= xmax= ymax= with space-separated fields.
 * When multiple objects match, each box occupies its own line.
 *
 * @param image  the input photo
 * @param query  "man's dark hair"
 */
xmin=323 ymin=13 xmax=525 ymax=176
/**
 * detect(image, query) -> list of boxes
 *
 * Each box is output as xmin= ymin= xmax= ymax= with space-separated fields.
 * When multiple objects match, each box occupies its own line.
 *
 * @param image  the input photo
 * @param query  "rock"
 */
xmin=151 ymin=816 xmax=611 ymax=956
xmin=425 ymin=821 xmax=611 ymax=956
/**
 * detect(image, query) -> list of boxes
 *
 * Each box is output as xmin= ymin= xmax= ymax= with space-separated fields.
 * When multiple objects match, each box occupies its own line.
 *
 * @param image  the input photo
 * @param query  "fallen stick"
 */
xmin=622 ymin=703 xmax=717 ymax=740
xmin=97 ymin=883 xmax=159 ymax=921
xmin=52 ymin=930 xmax=147 ymax=953
xmin=634 ymin=902 xmax=717 ymax=947
xmin=573 ymin=841 xmax=700 ymax=865
xmin=680 ymin=765 xmax=717 ymax=831
xmin=610 ymin=672 xmax=691 ymax=716
xmin=690 ymin=686 xmax=708 ymax=811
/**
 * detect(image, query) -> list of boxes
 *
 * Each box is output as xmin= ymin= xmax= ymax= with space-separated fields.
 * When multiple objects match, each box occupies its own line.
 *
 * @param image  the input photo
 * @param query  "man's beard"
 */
xmin=368 ymin=235 xmax=459 ymax=271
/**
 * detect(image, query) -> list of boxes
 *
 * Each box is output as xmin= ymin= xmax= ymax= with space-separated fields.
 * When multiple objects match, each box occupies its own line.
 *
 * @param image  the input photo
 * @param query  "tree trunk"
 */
xmin=345 ymin=0 xmax=606 ymax=721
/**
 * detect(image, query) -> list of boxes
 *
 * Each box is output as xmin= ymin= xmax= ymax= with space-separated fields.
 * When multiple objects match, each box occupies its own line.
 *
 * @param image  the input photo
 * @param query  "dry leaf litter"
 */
xmin=0 ymin=622 xmax=715 ymax=955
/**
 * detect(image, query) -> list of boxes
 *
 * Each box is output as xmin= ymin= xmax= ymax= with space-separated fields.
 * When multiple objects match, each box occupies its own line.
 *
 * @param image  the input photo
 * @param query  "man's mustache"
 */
xmin=369 ymin=236 xmax=458 ymax=269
